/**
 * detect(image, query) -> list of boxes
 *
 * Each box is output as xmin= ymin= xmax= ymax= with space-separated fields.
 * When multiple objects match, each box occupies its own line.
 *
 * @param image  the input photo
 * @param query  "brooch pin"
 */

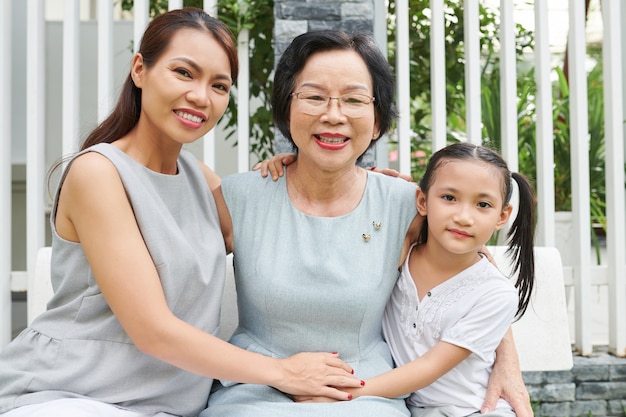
xmin=362 ymin=233 xmax=371 ymax=242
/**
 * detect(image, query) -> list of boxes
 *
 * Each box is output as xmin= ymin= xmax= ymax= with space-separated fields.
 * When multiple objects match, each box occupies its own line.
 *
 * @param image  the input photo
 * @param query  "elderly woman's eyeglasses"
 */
xmin=290 ymin=91 xmax=375 ymax=118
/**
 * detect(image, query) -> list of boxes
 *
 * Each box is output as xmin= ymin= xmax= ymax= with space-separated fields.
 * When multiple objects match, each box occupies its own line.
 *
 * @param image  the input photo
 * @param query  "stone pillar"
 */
xmin=273 ymin=0 xmax=378 ymax=167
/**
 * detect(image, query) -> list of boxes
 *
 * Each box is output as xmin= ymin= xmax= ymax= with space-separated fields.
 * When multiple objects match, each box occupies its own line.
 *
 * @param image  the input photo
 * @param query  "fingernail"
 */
xmin=347 ymin=394 xmax=353 ymax=400
xmin=351 ymin=369 xmax=354 ymax=374
xmin=331 ymin=352 xmax=338 ymax=355
xmin=360 ymin=380 xmax=365 ymax=386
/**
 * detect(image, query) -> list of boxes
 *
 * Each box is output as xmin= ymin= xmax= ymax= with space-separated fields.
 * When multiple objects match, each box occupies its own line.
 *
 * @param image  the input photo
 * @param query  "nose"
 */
xmin=321 ymin=97 xmax=346 ymax=121
xmin=187 ymin=83 xmax=210 ymax=107
xmin=452 ymin=203 xmax=474 ymax=226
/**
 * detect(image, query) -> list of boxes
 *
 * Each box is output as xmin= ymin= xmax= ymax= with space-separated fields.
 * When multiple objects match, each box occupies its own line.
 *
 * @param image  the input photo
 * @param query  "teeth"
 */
xmin=176 ymin=111 xmax=204 ymax=123
xmin=318 ymin=135 xmax=346 ymax=144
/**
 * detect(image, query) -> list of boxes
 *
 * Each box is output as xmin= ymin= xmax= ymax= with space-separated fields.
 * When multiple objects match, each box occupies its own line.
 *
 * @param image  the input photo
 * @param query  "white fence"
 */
xmin=2 ymin=0 xmax=625 ymax=358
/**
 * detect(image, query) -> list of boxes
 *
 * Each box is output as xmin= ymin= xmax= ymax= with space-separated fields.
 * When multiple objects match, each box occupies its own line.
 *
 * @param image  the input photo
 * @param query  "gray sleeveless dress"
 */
xmin=202 ymin=170 xmax=417 ymax=417
xmin=0 ymin=143 xmax=225 ymax=417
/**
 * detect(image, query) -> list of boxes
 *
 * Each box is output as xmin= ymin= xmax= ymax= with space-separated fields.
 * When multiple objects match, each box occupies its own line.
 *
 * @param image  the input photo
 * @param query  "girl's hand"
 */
xmin=478 ymin=245 xmax=497 ymax=266
xmin=253 ymin=153 xmax=297 ymax=180
xmin=275 ymin=352 xmax=362 ymax=401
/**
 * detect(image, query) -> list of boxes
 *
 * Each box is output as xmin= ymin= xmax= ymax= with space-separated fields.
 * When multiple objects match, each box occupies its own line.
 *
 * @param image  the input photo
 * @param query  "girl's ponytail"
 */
xmin=507 ymin=172 xmax=537 ymax=319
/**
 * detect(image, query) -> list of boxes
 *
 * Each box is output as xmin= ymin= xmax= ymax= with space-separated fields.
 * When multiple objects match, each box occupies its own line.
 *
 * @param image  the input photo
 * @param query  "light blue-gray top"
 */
xmin=203 ymin=169 xmax=417 ymax=417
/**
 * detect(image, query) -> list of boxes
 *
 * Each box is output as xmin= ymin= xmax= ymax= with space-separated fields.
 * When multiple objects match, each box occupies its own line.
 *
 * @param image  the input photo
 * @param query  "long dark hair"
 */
xmin=271 ymin=30 xmax=397 ymax=150
xmin=418 ymin=142 xmax=536 ymax=319
xmin=80 ymin=7 xmax=238 ymax=150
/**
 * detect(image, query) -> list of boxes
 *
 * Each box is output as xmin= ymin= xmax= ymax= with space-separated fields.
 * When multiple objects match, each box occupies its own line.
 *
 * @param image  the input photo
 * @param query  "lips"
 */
xmin=175 ymin=110 xmax=206 ymax=124
xmin=448 ymin=228 xmax=472 ymax=238
xmin=315 ymin=134 xmax=348 ymax=144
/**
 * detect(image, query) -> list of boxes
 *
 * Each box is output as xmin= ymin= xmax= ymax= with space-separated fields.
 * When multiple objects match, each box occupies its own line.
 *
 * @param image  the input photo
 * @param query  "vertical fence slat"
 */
xmin=97 ymin=0 xmax=114 ymax=122
xmin=602 ymin=0 xmax=626 ymax=357
xmin=463 ymin=0 xmax=481 ymax=144
xmin=533 ymin=0 xmax=555 ymax=247
xmin=395 ymin=0 xmax=411 ymax=175
xmin=497 ymin=0 xmax=518 ymax=238
xmin=374 ymin=0 xmax=390 ymax=169
xmin=202 ymin=0 xmax=218 ymax=168
xmin=134 ymin=0 xmax=149 ymax=53
xmin=237 ymin=29 xmax=250 ymax=172
xmin=204 ymin=0 xmax=217 ymax=16
xmin=568 ymin=0 xmax=593 ymax=356
xmin=169 ymin=0 xmax=183 ymax=10
xmin=430 ymin=0 xmax=446 ymax=151
xmin=498 ymin=0 xmax=518 ymax=172
xmin=0 ymin=0 xmax=13 ymax=348
xmin=62 ymin=0 xmax=80 ymax=157
xmin=26 ymin=0 xmax=46 ymax=333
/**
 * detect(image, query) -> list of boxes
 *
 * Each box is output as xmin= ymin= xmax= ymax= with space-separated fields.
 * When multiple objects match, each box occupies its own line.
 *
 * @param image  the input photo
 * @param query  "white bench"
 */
xmin=488 ymin=246 xmax=573 ymax=371
xmin=30 ymin=246 xmax=573 ymax=371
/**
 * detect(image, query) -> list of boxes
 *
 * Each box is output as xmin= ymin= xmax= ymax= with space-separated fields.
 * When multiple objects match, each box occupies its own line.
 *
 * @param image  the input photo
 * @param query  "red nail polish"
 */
xmin=360 ymin=380 xmax=365 ymax=386
xmin=351 ymin=369 xmax=354 ymax=374
xmin=331 ymin=352 xmax=338 ymax=355
xmin=347 ymin=394 xmax=353 ymax=400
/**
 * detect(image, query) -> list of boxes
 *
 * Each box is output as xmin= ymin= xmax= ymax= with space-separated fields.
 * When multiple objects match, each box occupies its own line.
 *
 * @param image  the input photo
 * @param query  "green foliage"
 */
xmin=118 ymin=0 xmax=275 ymax=163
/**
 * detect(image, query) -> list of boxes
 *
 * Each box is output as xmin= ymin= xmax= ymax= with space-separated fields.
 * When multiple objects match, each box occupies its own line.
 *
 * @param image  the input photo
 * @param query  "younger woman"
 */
xmin=348 ymin=142 xmax=536 ymax=416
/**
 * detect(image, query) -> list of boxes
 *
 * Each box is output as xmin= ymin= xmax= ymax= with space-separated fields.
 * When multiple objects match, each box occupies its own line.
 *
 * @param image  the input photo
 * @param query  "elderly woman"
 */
xmin=203 ymin=30 xmax=532 ymax=417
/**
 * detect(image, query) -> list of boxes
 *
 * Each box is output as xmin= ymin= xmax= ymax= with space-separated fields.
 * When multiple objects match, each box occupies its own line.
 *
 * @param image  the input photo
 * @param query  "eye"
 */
xmin=213 ymin=82 xmax=231 ymax=93
xmin=174 ymin=68 xmax=192 ymax=78
xmin=478 ymin=201 xmax=493 ymax=209
xmin=342 ymin=94 xmax=369 ymax=105
xmin=300 ymin=92 xmax=327 ymax=102
xmin=442 ymin=194 xmax=455 ymax=202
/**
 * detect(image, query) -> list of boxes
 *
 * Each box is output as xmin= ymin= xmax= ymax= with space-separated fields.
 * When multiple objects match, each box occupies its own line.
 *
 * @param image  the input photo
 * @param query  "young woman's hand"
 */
xmin=253 ymin=153 xmax=297 ymax=180
xmin=274 ymin=352 xmax=362 ymax=401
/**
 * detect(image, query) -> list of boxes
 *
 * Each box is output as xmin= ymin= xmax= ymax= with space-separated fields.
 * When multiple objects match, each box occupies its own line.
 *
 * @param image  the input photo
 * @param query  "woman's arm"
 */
xmin=57 ymin=152 xmax=361 ymax=400
xmin=200 ymin=162 xmax=233 ymax=254
xmin=482 ymin=328 xmax=533 ymax=417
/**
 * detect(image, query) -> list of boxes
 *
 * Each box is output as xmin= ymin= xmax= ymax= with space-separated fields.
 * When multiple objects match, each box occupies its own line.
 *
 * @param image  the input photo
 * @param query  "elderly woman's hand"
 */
xmin=481 ymin=329 xmax=534 ymax=416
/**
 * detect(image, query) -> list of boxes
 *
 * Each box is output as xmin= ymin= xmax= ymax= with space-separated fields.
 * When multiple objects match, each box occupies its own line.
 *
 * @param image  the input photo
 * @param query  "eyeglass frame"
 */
xmin=290 ymin=91 xmax=376 ymax=118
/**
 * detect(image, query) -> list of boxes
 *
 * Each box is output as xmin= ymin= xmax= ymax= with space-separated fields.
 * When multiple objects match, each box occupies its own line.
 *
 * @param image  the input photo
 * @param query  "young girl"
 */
xmin=348 ymin=142 xmax=536 ymax=416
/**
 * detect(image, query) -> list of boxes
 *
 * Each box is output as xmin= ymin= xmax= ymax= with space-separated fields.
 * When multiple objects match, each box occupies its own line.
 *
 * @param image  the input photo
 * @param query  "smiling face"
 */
xmin=417 ymin=159 xmax=512 ymax=257
xmin=288 ymin=49 xmax=381 ymax=171
xmin=131 ymin=27 xmax=232 ymax=147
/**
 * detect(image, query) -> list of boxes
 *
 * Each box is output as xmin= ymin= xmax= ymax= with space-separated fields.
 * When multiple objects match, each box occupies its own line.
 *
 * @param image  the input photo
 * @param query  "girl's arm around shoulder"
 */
xmin=198 ymin=161 xmax=233 ymax=254
xmin=59 ymin=153 xmax=360 ymax=399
